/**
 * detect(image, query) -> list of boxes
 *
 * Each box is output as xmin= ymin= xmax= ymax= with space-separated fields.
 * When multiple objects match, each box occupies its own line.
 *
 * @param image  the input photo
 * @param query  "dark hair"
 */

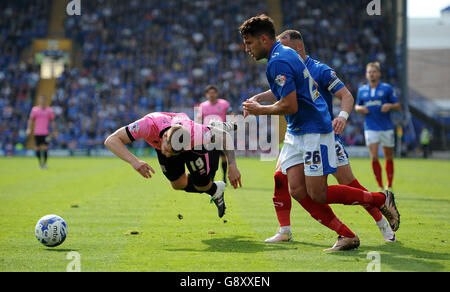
xmin=204 ymin=85 xmax=218 ymax=93
xmin=278 ymin=29 xmax=303 ymax=42
xmin=239 ymin=14 xmax=276 ymax=40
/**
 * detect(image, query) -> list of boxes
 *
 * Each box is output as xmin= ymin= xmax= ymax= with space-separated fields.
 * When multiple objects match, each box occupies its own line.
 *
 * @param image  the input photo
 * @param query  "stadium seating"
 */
xmin=0 ymin=0 xmax=51 ymax=154
xmin=281 ymin=0 xmax=398 ymax=146
xmin=1 ymin=0 xmax=402 ymax=153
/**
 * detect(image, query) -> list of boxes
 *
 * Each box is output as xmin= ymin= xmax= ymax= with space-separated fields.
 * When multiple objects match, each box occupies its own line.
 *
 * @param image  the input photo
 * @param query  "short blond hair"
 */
xmin=366 ymin=62 xmax=381 ymax=72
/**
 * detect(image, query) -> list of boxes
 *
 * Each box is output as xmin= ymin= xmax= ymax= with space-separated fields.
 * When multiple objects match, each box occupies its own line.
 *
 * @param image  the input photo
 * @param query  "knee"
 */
xmin=309 ymin=193 xmax=326 ymax=204
xmin=171 ymin=182 xmax=185 ymax=190
xmin=194 ymin=181 xmax=213 ymax=192
xmin=307 ymin=187 xmax=327 ymax=204
xmin=288 ymin=185 xmax=307 ymax=202
xmin=171 ymin=178 xmax=187 ymax=190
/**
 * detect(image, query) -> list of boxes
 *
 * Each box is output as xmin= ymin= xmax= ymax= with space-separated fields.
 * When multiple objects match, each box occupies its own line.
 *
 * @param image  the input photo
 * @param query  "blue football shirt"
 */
xmin=356 ymin=82 xmax=398 ymax=131
xmin=305 ymin=56 xmax=345 ymax=119
xmin=266 ymin=41 xmax=333 ymax=135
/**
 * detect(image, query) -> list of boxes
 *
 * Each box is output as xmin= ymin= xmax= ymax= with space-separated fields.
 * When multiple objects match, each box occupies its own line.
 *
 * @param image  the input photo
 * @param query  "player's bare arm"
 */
xmin=250 ymin=90 xmax=277 ymax=103
xmin=355 ymin=104 xmax=370 ymax=114
xmin=209 ymin=127 xmax=242 ymax=189
xmin=332 ymin=86 xmax=354 ymax=135
xmin=242 ymin=90 xmax=298 ymax=116
xmin=244 ymin=90 xmax=277 ymax=117
xmin=26 ymin=117 xmax=35 ymax=136
xmin=104 ymin=127 xmax=155 ymax=178
xmin=381 ymin=102 xmax=401 ymax=113
xmin=50 ymin=120 xmax=57 ymax=138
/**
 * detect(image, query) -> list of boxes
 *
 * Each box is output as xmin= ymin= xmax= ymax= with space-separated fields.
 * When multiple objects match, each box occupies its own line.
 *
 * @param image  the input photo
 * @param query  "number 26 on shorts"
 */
xmin=305 ymin=151 xmax=321 ymax=165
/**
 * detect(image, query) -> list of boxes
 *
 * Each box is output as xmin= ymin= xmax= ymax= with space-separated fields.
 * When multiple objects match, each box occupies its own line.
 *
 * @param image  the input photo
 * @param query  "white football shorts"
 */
xmin=364 ymin=129 xmax=395 ymax=148
xmin=334 ymin=135 xmax=350 ymax=167
xmin=279 ymin=132 xmax=338 ymax=176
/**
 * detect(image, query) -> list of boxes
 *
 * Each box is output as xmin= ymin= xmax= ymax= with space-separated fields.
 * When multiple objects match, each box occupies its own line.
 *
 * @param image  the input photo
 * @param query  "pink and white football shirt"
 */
xmin=126 ymin=112 xmax=212 ymax=150
xmin=30 ymin=106 xmax=55 ymax=136
xmin=196 ymin=99 xmax=230 ymax=125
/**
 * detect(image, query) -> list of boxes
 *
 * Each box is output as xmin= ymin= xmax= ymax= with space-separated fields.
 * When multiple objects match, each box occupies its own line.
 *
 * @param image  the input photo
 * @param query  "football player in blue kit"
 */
xmin=259 ymin=29 xmax=395 ymax=244
xmin=239 ymin=15 xmax=400 ymax=251
xmin=355 ymin=62 xmax=400 ymax=191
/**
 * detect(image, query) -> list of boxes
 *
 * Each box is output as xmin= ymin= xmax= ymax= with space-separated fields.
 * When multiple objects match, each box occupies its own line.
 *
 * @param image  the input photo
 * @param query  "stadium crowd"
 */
xmin=1 ymin=0 xmax=406 ymax=154
xmin=281 ymin=0 xmax=399 ymax=147
xmin=0 ymin=0 xmax=51 ymax=154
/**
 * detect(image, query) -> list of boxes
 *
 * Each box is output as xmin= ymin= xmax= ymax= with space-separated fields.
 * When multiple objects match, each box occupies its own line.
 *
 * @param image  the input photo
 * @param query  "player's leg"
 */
xmin=383 ymin=146 xmax=394 ymax=190
xmin=185 ymin=150 xmax=226 ymax=218
xmin=220 ymin=151 xmax=227 ymax=184
xmin=334 ymin=164 xmax=395 ymax=241
xmin=264 ymin=157 xmax=293 ymax=242
xmin=369 ymin=143 xmax=384 ymax=190
xmin=366 ymin=130 xmax=384 ymax=189
xmin=380 ymin=130 xmax=395 ymax=190
xmin=156 ymin=149 xmax=189 ymax=190
xmin=334 ymin=136 xmax=394 ymax=239
xmin=41 ymin=140 xmax=49 ymax=169
xmin=304 ymin=132 xmax=399 ymax=231
xmin=288 ymin=164 xmax=359 ymax=251
xmin=282 ymin=136 xmax=359 ymax=250
xmin=34 ymin=136 xmax=43 ymax=168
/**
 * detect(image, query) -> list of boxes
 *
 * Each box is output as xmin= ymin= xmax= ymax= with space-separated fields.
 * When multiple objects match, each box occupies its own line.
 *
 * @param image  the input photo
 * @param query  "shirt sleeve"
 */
xmin=126 ymin=117 xmax=152 ymax=142
xmin=387 ymin=85 xmax=398 ymax=104
xmin=356 ymin=88 xmax=364 ymax=106
xmin=224 ymin=100 xmax=233 ymax=114
xmin=322 ymin=67 xmax=345 ymax=95
xmin=268 ymin=60 xmax=296 ymax=100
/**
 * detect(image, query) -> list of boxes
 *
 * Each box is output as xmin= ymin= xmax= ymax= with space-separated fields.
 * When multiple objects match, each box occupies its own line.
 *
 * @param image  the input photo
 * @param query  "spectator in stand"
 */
xmin=2 ymin=1 xmax=399 ymax=154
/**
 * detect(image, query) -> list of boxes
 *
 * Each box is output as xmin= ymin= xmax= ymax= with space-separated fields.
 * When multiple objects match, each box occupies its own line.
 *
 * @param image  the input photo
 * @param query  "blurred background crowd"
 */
xmin=0 ymin=0 xmax=431 ymax=155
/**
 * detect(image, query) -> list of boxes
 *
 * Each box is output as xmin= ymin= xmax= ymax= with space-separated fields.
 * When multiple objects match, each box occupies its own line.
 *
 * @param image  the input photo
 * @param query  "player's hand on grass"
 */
xmin=132 ymin=160 xmax=155 ymax=178
xmin=228 ymin=164 xmax=242 ymax=189
xmin=332 ymin=116 xmax=347 ymax=135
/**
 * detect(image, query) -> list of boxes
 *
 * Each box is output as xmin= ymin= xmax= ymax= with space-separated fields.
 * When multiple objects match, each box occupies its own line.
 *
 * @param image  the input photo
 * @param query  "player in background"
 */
xmin=260 ymin=30 xmax=395 ymax=243
xmin=26 ymin=95 xmax=56 ymax=169
xmin=104 ymin=112 xmax=242 ymax=218
xmin=355 ymin=62 xmax=401 ymax=191
xmin=195 ymin=85 xmax=232 ymax=184
xmin=240 ymin=15 xmax=400 ymax=251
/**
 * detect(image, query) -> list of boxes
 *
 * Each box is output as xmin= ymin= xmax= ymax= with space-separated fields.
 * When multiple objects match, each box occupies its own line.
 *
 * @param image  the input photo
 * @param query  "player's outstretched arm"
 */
xmin=332 ymin=87 xmax=354 ymax=135
xmin=355 ymin=105 xmax=369 ymax=114
xmin=242 ymin=90 xmax=297 ymax=116
xmin=244 ymin=90 xmax=277 ymax=118
xmin=104 ymin=127 xmax=155 ymax=178
xmin=26 ymin=117 xmax=35 ymax=136
xmin=381 ymin=102 xmax=401 ymax=113
xmin=209 ymin=127 xmax=242 ymax=189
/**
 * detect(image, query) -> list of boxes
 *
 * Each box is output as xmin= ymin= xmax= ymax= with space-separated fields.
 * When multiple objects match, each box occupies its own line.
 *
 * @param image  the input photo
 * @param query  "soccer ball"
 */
xmin=35 ymin=215 xmax=68 ymax=247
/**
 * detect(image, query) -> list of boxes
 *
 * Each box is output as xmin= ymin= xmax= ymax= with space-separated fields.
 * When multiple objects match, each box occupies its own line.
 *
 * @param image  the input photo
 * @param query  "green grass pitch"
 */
xmin=0 ymin=156 xmax=449 ymax=272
